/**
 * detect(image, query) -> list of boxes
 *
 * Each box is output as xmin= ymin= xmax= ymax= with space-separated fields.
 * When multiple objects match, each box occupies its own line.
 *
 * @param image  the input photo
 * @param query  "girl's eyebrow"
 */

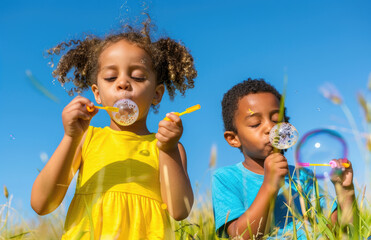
xmin=100 ymin=65 xmax=117 ymax=71
xmin=130 ymin=63 xmax=150 ymax=71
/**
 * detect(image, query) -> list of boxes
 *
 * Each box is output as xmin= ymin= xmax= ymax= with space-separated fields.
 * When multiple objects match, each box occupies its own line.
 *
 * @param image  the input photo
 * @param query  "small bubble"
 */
xmin=40 ymin=152 xmax=48 ymax=163
xmin=316 ymin=107 xmax=321 ymax=111
xmin=9 ymin=134 xmax=15 ymax=140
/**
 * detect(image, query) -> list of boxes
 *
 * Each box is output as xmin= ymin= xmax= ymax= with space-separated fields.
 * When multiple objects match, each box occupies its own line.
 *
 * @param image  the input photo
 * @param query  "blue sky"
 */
xmin=1 ymin=0 xmax=370 ymax=220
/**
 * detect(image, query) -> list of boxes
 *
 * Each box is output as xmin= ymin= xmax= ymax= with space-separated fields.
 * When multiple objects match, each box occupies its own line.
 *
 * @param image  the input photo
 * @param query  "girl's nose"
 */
xmin=116 ymin=77 xmax=130 ymax=91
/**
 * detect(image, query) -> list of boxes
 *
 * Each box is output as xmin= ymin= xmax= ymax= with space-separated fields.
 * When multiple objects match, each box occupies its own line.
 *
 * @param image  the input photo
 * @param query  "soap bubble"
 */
xmin=295 ymin=129 xmax=348 ymax=179
xmin=269 ymin=122 xmax=299 ymax=149
xmin=112 ymin=99 xmax=139 ymax=126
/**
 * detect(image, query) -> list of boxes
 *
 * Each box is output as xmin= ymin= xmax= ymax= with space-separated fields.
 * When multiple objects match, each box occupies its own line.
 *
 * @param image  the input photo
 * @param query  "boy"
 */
xmin=212 ymin=79 xmax=356 ymax=239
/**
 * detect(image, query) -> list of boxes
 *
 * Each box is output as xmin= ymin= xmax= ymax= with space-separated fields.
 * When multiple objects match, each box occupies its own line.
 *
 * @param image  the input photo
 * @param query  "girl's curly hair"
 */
xmin=47 ymin=16 xmax=197 ymax=100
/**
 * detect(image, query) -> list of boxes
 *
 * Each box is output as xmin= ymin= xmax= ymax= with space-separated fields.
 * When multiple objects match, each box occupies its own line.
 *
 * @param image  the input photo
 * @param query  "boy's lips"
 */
xmin=265 ymin=142 xmax=273 ymax=147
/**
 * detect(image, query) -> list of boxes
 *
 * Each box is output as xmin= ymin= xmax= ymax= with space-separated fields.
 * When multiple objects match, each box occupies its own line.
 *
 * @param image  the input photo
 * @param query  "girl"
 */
xmin=31 ymin=18 xmax=196 ymax=239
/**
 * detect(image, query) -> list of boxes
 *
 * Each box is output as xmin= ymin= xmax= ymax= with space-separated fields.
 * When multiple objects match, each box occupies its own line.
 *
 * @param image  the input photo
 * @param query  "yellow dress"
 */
xmin=62 ymin=126 xmax=173 ymax=240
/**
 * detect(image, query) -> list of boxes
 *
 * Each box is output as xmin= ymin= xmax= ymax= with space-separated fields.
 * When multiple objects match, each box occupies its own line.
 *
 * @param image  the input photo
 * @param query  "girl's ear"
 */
xmin=91 ymin=84 xmax=102 ymax=104
xmin=152 ymin=84 xmax=165 ymax=105
xmin=224 ymin=131 xmax=241 ymax=148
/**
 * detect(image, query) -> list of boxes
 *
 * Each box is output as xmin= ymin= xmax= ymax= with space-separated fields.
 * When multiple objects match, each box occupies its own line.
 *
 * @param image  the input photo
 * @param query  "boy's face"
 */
xmin=224 ymin=92 xmax=280 ymax=160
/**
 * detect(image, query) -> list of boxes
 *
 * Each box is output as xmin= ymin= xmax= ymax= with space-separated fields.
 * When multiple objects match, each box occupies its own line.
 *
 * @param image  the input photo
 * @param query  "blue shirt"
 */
xmin=212 ymin=162 xmax=337 ymax=239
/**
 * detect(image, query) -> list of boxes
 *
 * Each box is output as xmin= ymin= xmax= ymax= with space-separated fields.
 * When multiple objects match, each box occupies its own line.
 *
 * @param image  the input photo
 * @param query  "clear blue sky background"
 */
xmin=1 ymin=0 xmax=370 ymax=221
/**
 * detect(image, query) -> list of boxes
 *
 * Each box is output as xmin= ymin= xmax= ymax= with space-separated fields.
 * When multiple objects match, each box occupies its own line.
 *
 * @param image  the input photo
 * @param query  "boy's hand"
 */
xmin=156 ymin=113 xmax=183 ymax=152
xmin=62 ymin=96 xmax=97 ymax=138
xmin=263 ymin=153 xmax=288 ymax=192
xmin=330 ymin=158 xmax=354 ymax=189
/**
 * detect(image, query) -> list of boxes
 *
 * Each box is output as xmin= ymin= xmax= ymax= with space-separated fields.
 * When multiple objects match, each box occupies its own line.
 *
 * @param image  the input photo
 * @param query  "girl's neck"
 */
xmin=242 ymin=156 xmax=265 ymax=175
xmin=109 ymin=118 xmax=151 ymax=135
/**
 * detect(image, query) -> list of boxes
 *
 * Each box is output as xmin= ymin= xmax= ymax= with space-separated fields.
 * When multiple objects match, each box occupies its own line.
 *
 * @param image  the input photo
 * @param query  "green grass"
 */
xmin=1 ymin=179 xmax=370 ymax=239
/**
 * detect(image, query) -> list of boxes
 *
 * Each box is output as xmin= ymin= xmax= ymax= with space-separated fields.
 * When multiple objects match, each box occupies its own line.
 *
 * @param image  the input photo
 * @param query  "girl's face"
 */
xmin=91 ymin=40 xmax=164 ymax=129
xmin=225 ymin=92 xmax=280 ymax=160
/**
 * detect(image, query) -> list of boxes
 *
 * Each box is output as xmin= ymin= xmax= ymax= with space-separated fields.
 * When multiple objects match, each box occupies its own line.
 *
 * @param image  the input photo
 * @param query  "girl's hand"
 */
xmin=330 ymin=158 xmax=354 ymax=189
xmin=263 ymin=153 xmax=288 ymax=192
xmin=156 ymin=112 xmax=183 ymax=152
xmin=62 ymin=96 xmax=98 ymax=138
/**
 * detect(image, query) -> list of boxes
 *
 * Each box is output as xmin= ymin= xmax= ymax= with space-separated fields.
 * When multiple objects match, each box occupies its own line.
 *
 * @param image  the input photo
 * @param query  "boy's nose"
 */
xmin=265 ymin=121 xmax=276 ymax=135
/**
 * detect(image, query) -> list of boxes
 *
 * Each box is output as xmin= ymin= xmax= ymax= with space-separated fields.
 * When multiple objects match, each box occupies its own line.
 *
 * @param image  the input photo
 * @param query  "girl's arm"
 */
xmin=31 ymin=134 xmax=85 ymax=215
xmin=156 ymin=113 xmax=194 ymax=221
xmin=31 ymin=96 xmax=97 ymax=215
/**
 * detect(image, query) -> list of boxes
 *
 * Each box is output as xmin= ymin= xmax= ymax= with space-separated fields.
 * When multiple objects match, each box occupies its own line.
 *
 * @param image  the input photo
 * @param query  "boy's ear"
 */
xmin=152 ymin=84 xmax=165 ymax=105
xmin=91 ymin=84 xmax=102 ymax=104
xmin=224 ymin=131 xmax=241 ymax=148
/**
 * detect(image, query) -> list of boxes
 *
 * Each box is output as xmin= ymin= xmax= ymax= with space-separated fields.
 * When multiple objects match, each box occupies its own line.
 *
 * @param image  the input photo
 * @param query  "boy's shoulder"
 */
xmin=213 ymin=162 xmax=242 ymax=177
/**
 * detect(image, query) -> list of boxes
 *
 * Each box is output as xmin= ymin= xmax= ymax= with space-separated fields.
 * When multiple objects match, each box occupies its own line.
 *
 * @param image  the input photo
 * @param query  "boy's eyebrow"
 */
xmin=244 ymin=112 xmax=261 ymax=120
xmin=270 ymin=109 xmax=280 ymax=116
xmin=244 ymin=109 xmax=280 ymax=120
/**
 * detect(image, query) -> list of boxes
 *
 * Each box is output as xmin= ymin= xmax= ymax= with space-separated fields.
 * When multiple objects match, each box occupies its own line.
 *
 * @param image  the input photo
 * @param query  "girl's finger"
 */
xmin=155 ymin=132 xmax=169 ymax=143
xmin=164 ymin=113 xmax=182 ymax=126
xmin=157 ymin=126 xmax=179 ymax=139
xmin=72 ymin=110 xmax=91 ymax=121
xmin=158 ymin=122 xmax=182 ymax=135
xmin=69 ymin=96 xmax=94 ymax=108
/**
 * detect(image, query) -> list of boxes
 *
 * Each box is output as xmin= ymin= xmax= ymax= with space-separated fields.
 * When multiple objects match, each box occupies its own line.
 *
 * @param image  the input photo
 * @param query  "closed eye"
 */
xmin=250 ymin=123 xmax=260 ymax=128
xmin=104 ymin=77 xmax=117 ymax=81
xmin=131 ymin=76 xmax=146 ymax=82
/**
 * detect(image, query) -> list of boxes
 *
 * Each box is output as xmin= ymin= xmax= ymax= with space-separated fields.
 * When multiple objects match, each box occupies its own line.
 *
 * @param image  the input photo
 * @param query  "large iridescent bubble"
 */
xmin=295 ymin=129 xmax=348 ymax=179
xmin=269 ymin=122 xmax=299 ymax=149
xmin=112 ymin=99 xmax=139 ymax=126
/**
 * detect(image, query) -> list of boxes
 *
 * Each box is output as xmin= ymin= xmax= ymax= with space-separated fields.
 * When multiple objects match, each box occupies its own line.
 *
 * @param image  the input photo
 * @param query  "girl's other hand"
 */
xmin=62 ymin=96 xmax=98 ymax=138
xmin=263 ymin=153 xmax=288 ymax=192
xmin=330 ymin=158 xmax=354 ymax=189
xmin=156 ymin=112 xmax=183 ymax=152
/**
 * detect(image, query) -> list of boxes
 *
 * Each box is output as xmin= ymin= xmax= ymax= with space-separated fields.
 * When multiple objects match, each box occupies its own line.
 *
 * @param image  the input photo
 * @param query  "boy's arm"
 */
xmin=330 ymin=184 xmax=356 ymax=224
xmin=157 ymin=113 xmax=194 ymax=221
xmin=227 ymin=182 xmax=278 ymax=238
xmin=31 ymin=96 xmax=96 ymax=215
xmin=330 ymin=159 xmax=358 ymax=225
xmin=227 ymin=153 xmax=288 ymax=239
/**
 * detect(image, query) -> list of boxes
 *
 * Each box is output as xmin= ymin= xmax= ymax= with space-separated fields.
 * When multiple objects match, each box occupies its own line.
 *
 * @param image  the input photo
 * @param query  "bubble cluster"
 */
xmin=112 ymin=99 xmax=139 ymax=126
xmin=269 ymin=122 xmax=299 ymax=149
xmin=295 ymin=129 xmax=348 ymax=179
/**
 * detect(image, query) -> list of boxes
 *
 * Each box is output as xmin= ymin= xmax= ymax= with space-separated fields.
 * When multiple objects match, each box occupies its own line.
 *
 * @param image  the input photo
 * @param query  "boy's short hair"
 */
xmin=221 ymin=78 xmax=290 ymax=133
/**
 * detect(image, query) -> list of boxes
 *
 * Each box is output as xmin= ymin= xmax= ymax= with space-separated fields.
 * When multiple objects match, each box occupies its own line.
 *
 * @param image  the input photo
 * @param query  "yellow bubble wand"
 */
xmin=164 ymin=104 xmax=201 ymax=121
xmin=86 ymin=105 xmax=119 ymax=112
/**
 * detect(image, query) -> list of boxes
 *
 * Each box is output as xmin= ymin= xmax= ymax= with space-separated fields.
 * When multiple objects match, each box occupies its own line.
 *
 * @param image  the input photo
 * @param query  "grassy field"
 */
xmin=1 ymin=170 xmax=370 ymax=239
